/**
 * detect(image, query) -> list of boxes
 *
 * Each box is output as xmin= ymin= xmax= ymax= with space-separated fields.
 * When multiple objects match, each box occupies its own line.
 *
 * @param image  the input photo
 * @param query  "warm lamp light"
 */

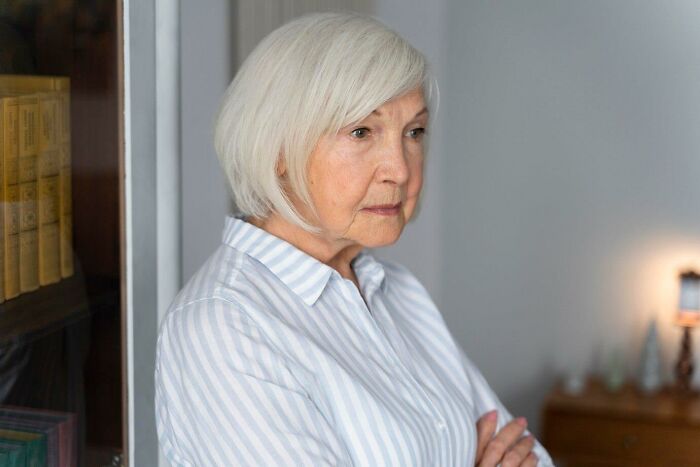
xmin=675 ymin=270 xmax=700 ymax=392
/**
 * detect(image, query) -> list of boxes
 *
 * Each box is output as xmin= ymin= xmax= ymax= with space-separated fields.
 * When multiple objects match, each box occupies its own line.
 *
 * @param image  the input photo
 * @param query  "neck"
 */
xmin=248 ymin=214 xmax=364 ymax=285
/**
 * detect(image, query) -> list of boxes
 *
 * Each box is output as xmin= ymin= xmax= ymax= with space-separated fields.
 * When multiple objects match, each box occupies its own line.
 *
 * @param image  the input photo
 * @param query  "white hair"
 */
xmin=214 ymin=11 xmax=436 ymax=231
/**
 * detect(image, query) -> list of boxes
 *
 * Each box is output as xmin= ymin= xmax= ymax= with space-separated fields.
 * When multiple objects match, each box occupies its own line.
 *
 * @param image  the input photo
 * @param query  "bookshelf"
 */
xmin=0 ymin=1 xmax=125 ymax=465
xmin=0 ymin=267 xmax=119 ymax=345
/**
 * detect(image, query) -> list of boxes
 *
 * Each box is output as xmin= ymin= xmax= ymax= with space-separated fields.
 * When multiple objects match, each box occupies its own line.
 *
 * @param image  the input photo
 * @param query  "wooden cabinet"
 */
xmin=0 ymin=1 xmax=135 ymax=465
xmin=542 ymin=379 xmax=700 ymax=467
xmin=0 ymin=1 xmax=174 ymax=465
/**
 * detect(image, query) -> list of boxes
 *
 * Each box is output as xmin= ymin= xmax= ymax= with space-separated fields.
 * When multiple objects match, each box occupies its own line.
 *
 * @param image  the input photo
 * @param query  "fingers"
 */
xmin=501 ymin=435 xmax=535 ymax=467
xmin=522 ymin=452 xmax=539 ymax=467
xmin=478 ymin=417 xmax=528 ymax=466
xmin=475 ymin=410 xmax=498 ymax=462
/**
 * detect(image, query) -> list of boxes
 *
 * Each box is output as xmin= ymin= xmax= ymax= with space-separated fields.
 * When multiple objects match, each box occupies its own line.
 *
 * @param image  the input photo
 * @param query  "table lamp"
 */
xmin=675 ymin=270 xmax=700 ymax=392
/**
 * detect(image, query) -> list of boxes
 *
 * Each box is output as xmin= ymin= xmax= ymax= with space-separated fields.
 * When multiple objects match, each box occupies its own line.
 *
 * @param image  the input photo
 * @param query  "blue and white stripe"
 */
xmin=155 ymin=215 xmax=553 ymax=466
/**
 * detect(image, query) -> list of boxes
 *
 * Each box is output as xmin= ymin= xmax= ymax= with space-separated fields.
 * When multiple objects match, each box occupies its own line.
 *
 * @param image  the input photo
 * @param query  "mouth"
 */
xmin=361 ymin=202 xmax=402 ymax=216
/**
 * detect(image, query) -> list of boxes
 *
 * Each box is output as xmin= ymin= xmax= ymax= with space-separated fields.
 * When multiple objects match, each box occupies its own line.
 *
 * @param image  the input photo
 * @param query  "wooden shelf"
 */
xmin=544 ymin=378 xmax=700 ymax=428
xmin=542 ymin=378 xmax=700 ymax=466
xmin=85 ymin=445 xmax=124 ymax=467
xmin=0 ymin=267 xmax=118 ymax=344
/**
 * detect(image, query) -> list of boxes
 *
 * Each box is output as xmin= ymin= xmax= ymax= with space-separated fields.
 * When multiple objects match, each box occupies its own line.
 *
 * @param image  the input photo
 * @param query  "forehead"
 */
xmin=370 ymin=89 xmax=427 ymax=118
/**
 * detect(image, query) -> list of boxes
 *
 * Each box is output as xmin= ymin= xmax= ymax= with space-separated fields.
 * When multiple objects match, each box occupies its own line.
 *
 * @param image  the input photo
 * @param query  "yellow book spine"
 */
xmin=0 ymin=98 xmax=6 ymax=303
xmin=5 ymin=185 xmax=19 ymax=300
xmin=38 ymin=176 xmax=60 ymax=285
xmin=2 ymin=96 xmax=19 ymax=300
xmin=19 ymin=228 xmax=38 ymax=293
xmin=57 ymin=82 xmax=73 ymax=278
xmin=60 ymin=160 xmax=72 ymax=279
xmin=38 ymin=92 xmax=61 ymax=285
xmin=18 ymin=94 xmax=39 ymax=293
xmin=2 ymin=75 xmax=74 ymax=281
xmin=0 ymin=74 xmax=58 ymax=94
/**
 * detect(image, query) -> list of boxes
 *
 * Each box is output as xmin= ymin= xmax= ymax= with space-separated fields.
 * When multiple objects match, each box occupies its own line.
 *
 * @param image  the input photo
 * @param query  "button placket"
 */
xmin=336 ymin=278 xmax=399 ymax=370
xmin=362 ymin=288 xmax=450 ymax=441
xmin=342 ymin=278 xmax=450 ymax=454
xmin=368 ymin=296 xmax=421 ymax=376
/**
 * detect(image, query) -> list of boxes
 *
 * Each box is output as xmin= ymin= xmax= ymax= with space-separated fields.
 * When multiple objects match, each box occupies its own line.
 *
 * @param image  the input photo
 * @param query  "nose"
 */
xmin=378 ymin=134 xmax=410 ymax=185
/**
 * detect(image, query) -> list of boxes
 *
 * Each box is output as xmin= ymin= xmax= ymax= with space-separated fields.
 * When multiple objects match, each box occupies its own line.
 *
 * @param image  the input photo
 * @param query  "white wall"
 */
xmin=180 ymin=0 xmax=234 ymax=285
xmin=439 ymin=0 xmax=700 ymax=433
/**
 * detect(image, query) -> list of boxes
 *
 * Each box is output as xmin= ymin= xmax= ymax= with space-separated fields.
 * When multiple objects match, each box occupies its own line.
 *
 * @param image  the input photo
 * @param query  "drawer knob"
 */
xmin=622 ymin=434 xmax=638 ymax=450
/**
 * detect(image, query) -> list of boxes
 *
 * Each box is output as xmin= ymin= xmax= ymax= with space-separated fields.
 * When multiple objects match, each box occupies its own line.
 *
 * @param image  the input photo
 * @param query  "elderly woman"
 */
xmin=155 ymin=12 xmax=553 ymax=467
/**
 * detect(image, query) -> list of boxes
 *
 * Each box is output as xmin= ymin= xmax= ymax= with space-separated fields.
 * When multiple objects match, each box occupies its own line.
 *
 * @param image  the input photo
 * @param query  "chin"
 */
xmin=361 ymin=227 xmax=404 ymax=248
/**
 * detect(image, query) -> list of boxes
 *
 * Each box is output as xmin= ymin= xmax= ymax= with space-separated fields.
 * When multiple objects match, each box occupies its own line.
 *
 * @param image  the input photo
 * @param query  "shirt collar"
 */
xmin=222 ymin=215 xmax=336 ymax=306
xmin=351 ymin=249 xmax=388 ymax=299
xmin=221 ymin=215 xmax=388 ymax=306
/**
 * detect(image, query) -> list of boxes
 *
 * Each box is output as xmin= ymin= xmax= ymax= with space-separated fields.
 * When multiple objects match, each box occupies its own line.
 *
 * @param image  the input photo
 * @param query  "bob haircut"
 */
xmin=214 ymin=12 xmax=436 ymax=231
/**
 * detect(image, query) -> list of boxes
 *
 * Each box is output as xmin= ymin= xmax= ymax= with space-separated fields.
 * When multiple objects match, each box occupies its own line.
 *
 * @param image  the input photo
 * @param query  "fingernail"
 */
xmin=516 ymin=417 xmax=528 ymax=427
xmin=486 ymin=410 xmax=498 ymax=421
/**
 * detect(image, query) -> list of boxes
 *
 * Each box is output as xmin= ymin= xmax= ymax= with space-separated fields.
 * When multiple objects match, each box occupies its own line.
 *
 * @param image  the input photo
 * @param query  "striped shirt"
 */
xmin=155 ymin=215 xmax=554 ymax=466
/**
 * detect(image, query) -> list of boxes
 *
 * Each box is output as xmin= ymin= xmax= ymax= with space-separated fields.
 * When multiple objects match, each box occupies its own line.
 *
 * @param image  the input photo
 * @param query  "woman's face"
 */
xmin=301 ymin=88 xmax=427 ymax=249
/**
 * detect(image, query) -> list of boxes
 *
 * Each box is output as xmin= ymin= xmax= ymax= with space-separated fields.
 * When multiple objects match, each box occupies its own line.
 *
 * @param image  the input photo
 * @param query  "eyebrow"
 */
xmin=371 ymin=106 xmax=429 ymax=118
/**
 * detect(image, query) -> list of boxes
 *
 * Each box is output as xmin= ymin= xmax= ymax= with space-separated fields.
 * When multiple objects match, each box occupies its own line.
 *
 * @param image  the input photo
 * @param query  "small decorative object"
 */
xmin=638 ymin=319 xmax=663 ymax=394
xmin=675 ymin=270 xmax=700 ymax=393
xmin=604 ymin=348 xmax=626 ymax=392
xmin=563 ymin=371 xmax=586 ymax=395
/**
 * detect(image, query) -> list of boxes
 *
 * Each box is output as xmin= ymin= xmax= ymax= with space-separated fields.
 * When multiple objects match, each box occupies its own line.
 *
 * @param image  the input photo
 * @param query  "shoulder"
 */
xmin=158 ymin=247 xmax=284 ymax=366
xmin=159 ymin=238 xmax=317 ymax=358
xmin=167 ymin=243 xmax=241 ymax=310
xmin=156 ymin=270 xmax=288 ymax=390
xmin=165 ymin=242 xmax=284 ymax=323
xmin=156 ymin=292 xmax=260 ymax=373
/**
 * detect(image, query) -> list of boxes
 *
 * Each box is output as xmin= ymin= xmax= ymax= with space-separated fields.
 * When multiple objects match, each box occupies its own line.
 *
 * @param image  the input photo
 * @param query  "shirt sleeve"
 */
xmin=458 ymin=345 xmax=555 ymax=467
xmin=155 ymin=297 xmax=354 ymax=466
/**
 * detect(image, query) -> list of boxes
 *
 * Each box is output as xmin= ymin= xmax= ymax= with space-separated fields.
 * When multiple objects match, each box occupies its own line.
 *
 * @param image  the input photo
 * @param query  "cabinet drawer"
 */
xmin=543 ymin=411 xmax=700 ymax=464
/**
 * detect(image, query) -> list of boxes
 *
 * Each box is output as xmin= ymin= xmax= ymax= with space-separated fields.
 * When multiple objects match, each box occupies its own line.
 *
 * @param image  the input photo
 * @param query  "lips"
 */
xmin=362 ymin=202 xmax=402 ymax=216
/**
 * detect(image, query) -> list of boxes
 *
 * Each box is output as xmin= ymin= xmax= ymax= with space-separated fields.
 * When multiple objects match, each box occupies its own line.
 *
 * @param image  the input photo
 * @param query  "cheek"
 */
xmin=408 ymin=158 xmax=424 ymax=198
xmin=402 ymin=160 xmax=424 ymax=220
xmin=311 ymin=163 xmax=370 ymax=220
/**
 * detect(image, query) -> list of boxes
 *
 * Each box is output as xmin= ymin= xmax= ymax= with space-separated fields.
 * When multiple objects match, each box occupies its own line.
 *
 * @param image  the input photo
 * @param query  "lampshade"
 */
xmin=678 ymin=270 xmax=700 ymax=327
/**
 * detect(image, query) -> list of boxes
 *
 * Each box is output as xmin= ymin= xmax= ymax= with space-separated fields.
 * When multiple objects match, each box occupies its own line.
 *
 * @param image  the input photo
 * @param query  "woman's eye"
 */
xmin=407 ymin=127 xmax=426 ymax=139
xmin=350 ymin=127 xmax=370 ymax=139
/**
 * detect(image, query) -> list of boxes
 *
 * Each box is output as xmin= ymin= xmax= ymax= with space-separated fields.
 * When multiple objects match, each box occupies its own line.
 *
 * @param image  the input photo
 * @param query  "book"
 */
xmin=0 ymin=440 xmax=26 ymax=467
xmin=17 ymin=94 xmax=39 ymax=293
xmin=37 ymin=91 xmax=61 ymax=285
xmin=0 ymin=427 xmax=47 ymax=467
xmin=1 ymin=95 xmax=20 ymax=301
xmin=0 ymin=76 xmax=61 ymax=95
xmin=0 ymin=418 xmax=59 ymax=467
xmin=0 ymin=75 xmax=74 ymax=283
xmin=0 ymin=96 xmax=5 ymax=304
xmin=0 ymin=406 xmax=76 ymax=467
xmin=55 ymin=78 xmax=73 ymax=279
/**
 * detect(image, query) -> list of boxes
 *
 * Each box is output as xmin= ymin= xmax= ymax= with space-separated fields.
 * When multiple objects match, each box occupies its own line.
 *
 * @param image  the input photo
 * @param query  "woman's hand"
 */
xmin=475 ymin=411 xmax=538 ymax=467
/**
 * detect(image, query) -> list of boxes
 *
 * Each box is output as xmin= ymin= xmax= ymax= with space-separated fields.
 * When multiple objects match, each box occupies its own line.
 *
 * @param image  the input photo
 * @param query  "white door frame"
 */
xmin=123 ymin=0 xmax=181 ymax=465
